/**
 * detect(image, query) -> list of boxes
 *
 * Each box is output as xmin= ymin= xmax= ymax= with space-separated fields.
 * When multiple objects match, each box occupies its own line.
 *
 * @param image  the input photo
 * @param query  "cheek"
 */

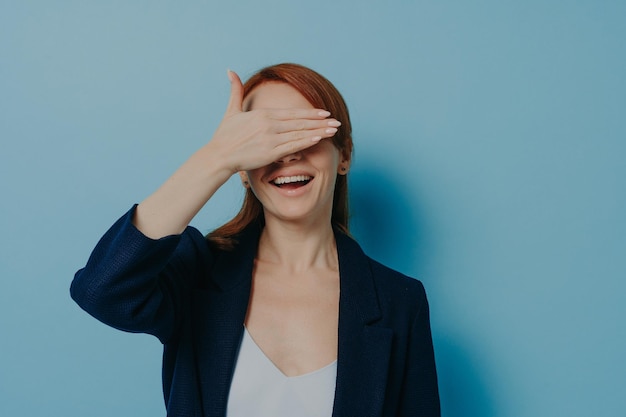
xmin=245 ymin=170 xmax=266 ymax=196
xmin=246 ymin=168 xmax=265 ymax=183
xmin=310 ymin=145 xmax=341 ymax=168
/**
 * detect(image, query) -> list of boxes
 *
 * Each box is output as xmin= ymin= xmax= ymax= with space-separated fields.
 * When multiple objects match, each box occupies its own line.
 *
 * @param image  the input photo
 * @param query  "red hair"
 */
xmin=207 ymin=63 xmax=353 ymax=249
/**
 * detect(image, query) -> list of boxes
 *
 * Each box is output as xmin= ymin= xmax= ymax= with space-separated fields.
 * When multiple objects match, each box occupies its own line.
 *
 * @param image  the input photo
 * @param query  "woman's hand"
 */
xmin=134 ymin=70 xmax=340 ymax=238
xmin=207 ymin=70 xmax=340 ymax=174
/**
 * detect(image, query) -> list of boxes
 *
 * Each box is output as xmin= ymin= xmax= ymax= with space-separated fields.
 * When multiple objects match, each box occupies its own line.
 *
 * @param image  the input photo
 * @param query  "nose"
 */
xmin=276 ymin=151 xmax=302 ymax=164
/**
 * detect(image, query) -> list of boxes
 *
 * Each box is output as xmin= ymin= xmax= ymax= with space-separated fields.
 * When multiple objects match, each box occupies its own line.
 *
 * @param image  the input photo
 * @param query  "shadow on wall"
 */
xmin=349 ymin=167 xmax=422 ymax=274
xmin=349 ymin=167 xmax=495 ymax=417
xmin=436 ymin=335 xmax=497 ymax=417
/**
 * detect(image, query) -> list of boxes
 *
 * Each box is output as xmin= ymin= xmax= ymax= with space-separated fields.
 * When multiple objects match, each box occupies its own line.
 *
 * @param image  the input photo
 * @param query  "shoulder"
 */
xmin=368 ymin=257 xmax=426 ymax=298
xmin=367 ymin=257 xmax=429 ymax=321
xmin=182 ymin=222 xmax=261 ymax=290
xmin=335 ymin=230 xmax=429 ymax=324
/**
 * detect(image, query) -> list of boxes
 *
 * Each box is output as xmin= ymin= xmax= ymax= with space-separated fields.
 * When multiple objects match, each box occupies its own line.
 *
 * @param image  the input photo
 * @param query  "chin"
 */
xmin=264 ymin=204 xmax=332 ymax=227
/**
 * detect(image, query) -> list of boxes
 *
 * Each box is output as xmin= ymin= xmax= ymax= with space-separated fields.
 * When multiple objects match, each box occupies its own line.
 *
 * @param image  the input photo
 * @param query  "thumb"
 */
xmin=225 ymin=69 xmax=244 ymax=116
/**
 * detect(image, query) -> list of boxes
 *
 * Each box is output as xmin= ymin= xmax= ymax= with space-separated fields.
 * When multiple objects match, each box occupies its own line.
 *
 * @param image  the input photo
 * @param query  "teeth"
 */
xmin=273 ymin=175 xmax=312 ymax=185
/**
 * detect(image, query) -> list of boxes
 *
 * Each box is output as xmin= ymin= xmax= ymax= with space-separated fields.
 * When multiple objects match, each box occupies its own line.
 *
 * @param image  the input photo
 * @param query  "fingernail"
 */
xmin=325 ymin=128 xmax=338 ymax=134
xmin=226 ymin=69 xmax=234 ymax=81
xmin=312 ymin=136 xmax=322 ymax=142
xmin=327 ymin=120 xmax=341 ymax=127
xmin=318 ymin=110 xmax=331 ymax=117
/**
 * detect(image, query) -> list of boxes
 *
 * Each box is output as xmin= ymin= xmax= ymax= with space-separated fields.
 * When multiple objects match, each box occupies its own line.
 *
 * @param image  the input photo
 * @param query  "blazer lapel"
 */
xmin=333 ymin=231 xmax=393 ymax=417
xmin=192 ymin=226 xmax=261 ymax=417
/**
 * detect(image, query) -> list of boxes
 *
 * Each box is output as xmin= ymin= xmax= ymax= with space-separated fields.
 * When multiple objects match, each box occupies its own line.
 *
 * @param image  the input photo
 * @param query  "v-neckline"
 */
xmin=243 ymin=327 xmax=337 ymax=379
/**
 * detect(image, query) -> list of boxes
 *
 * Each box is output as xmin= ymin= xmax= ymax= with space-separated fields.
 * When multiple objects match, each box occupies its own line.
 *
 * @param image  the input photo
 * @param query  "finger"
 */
xmin=272 ymin=133 xmax=332 ymax=157
xmin=225 ymin=69 xmax=244 ymax=116
xmin=273 ymin=126 xmax=338 ymax=152
xmin=267 ymin=108 xmax=332 ymax=121
xmin=274 ymin=118 xmax=341 ymax=134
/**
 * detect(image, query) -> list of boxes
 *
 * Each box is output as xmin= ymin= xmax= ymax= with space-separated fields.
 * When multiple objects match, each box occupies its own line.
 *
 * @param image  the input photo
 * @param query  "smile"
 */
xmin=271 ymin=175 xmax=313 ymax=188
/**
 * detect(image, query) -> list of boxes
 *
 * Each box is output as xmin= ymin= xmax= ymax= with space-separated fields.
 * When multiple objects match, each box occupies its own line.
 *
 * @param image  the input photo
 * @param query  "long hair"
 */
xmin=206 ymin=63 xmax=353 ymax=250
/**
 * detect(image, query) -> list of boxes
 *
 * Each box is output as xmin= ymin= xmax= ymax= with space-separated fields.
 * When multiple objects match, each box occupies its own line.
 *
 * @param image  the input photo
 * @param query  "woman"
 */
xmin=71 ymin=63 xmax=440 ymax=417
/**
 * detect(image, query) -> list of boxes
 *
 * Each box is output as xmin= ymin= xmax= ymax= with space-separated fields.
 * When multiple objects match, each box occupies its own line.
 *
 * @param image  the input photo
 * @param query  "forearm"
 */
xmin=134 ymin=141 xmax=235 ymax=239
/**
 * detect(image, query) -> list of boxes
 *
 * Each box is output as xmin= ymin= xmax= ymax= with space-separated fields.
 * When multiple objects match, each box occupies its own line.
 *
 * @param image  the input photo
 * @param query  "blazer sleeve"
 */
xmin=70 ymin=205 xmax=212 ymax=344
xmin=399 ymin=282 xmax=441 ymax=416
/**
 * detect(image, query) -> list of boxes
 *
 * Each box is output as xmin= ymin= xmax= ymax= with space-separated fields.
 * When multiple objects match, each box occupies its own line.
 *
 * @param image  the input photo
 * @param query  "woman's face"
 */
xmin=242 ymin=82 xmax=348 ymax=228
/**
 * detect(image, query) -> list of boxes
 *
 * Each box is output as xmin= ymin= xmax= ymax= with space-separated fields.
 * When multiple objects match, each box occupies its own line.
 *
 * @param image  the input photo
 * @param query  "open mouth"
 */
xmin=271 ymin=175 xmax=313 ymax=190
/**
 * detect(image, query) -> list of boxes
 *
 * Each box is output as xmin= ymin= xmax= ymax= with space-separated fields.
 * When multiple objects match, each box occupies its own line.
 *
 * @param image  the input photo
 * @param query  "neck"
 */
xmin=257 ymin=217 xmax=338 ymax=274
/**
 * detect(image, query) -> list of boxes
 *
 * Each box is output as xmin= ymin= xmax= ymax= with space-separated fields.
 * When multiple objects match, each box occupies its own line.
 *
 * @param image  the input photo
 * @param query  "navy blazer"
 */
xmin=71 ymin=207 xmax=440 ymax=417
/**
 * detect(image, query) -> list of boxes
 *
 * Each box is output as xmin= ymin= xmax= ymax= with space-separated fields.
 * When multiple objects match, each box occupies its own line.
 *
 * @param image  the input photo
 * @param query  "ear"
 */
xmin=337 ymin=158 xmax=351 ymax=176
xmin=239 ymin=171 xmax=250 ymax=188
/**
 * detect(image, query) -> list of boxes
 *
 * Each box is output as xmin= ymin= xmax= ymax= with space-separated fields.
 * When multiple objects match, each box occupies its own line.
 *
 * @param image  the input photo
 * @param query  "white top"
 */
xmin=226 ymin=327 xmax=337 ymax=417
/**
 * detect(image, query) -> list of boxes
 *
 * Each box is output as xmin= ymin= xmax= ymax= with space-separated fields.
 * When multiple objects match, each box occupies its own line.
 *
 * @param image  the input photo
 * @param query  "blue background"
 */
xmin=1 ymin=1 xmax=624 ymax=416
